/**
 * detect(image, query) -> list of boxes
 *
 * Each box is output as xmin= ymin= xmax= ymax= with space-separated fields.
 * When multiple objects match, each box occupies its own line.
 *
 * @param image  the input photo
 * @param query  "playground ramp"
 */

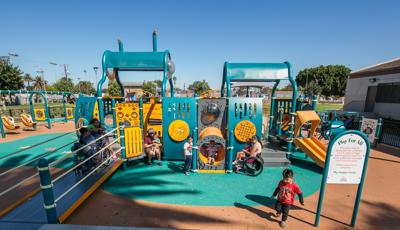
xmin=0 ymin=159 xmax=122 ymax=228
xmin=293 ymin=136 xmax=327 ymax=168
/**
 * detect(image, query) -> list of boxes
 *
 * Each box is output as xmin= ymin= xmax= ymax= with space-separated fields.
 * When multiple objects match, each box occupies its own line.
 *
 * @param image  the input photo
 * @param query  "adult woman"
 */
xmin=233 ymin=135 xmax=262 ymax=165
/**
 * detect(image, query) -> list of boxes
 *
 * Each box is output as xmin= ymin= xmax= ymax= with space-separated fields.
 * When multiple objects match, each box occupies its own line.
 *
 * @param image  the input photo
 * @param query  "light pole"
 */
xmin=93 ymin=67 xmax=99 ymax=88
xmin=49 ymin=61 xmax=69 ymax=81
xmin=36 ymin=69 xmax=45 ymax=91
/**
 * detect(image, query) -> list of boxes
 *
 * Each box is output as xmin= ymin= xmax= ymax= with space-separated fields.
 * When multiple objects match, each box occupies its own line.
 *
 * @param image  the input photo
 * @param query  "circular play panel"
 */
xmin=101 ymin=159 xmax=322 ymax=206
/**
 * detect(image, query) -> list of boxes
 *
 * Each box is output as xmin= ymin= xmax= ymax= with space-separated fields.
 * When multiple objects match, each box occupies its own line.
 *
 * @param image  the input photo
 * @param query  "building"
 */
xmin=123 ymin=82 xmax=144 ymax=100
xmin=344 ymin=58 xmax=400 ymax=120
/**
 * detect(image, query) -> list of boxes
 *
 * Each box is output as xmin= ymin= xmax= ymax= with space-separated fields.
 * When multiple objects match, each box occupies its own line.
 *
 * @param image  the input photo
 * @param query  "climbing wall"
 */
xmin=162 ymin=97 xmax=197 ymax=160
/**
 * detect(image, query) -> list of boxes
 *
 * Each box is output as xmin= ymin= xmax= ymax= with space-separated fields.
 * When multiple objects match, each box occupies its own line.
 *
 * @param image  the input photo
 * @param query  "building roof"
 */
xmin=350 ymin=57 xmax=400 ymax=78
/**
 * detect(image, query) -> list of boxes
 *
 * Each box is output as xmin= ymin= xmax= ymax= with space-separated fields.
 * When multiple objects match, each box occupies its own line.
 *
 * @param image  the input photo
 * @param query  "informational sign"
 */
xmin=361 ymin=118 xmax=378 ymax=143
xmin=327 ymin=133 xmax=368 ymax=184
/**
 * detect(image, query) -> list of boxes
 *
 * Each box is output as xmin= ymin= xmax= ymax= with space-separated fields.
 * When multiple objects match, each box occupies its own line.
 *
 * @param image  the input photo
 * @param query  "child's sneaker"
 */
xmin=184 ymin=171 xmax=189 ymax=176
xmin=280 ymin=221 xmax=286 ymax=228
xmin=275 ymin=212 xmax=281 ymax=217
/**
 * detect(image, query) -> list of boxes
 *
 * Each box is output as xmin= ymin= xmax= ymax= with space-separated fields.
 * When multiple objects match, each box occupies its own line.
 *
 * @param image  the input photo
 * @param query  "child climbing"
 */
xmin=271 ymin=169 xmax=304 ymax=228
xmin=183 ymin=135 xmax=193 ymax=175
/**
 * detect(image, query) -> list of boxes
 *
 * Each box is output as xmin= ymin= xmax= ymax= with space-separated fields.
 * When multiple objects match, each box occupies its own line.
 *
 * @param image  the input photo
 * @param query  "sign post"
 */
xmin=315 ymin=130 xmax=370 ymax=227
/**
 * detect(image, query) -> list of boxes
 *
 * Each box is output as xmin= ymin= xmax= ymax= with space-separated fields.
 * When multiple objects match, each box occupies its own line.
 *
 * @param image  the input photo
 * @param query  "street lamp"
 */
xmin=93 ymin=67 xmax=99 ymax=88
xmin=49 ymin=61 xmax=69 ymax=81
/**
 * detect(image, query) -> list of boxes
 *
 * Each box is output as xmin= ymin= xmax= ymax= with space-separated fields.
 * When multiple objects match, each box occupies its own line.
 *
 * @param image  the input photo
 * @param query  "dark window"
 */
xmin=375 ymin=82 xmax=400 ymax=103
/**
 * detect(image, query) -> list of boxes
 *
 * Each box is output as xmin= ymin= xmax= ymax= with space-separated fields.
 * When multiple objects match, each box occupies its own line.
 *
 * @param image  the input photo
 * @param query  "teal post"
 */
xmin=43 ymin=94 xmax=51 ymax=129
xmin=358 ymin=116 xmax=364 ymax=131
xmin=351 ymin=138 xmax=371 ymax=227
xmin=268 ymin=81 xmax=279 ymax=139
xmin=286 ymin=61 xmax=297 ymax=155
xmin=63 ymin=95 xmax=68 ymax=122
xmin=298 ymin=95 xmax=303 ymax=111
xmin=227 ymin=130 xmax=234 ymax=173
xmin=277 ymin=105 xmax=283 ymax=136
xmin=152 ymin=30 xmax=158 ymax=52
xmin=98 ymin=98 xmax=105 ymax=126
xmin=374 ymin=118 xmax=383 ymax=147
xmin=0 ymin=118 xmax=5 ymax=138
xmin=192 ymin=128 xmax=198 ymax=171
xmin=312 ymin=95 xmax=317 ymax=111
xmin=119 ymin=124 xmax=126 ymax=169
xmin=111 ymin=98 xmax=117 ymax=136
xmin=38 ymin=158 xmax=58 ymax=224
xmin=139 ymin=98 xmax=144 ymax=131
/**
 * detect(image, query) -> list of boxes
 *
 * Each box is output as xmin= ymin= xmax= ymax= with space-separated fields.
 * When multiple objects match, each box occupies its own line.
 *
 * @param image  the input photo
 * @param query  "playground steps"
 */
xmin=261 ymin=143 xmax=291 ymax=167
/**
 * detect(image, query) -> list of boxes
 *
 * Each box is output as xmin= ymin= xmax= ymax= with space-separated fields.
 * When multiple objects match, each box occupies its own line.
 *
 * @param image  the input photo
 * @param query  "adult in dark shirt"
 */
xmin=143 ymin=128 xmax=162 ymax=166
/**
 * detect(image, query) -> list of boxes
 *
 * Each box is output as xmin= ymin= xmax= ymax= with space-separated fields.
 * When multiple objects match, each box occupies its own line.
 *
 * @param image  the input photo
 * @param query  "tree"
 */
xmin=32 ymin=76 xmax=48 ymax=91
xmin=75 ymin=81 xmax=96 ymax=95
xmin=188 ymin=80 xmax=210 ymax=95
xmin=143 ymin=81 xmax=156 ymax=96
xmin=296 ymin=65 xmax=351 ymax=97
xmin=0 ymin=59 xmax=24 ymax=91
xmin=23 ymin=73 xmax=33 ymax=90
xmin=53 ymin=77 xmax=74 ymax=92
xmin=108 ymin=80 xmax=121 ymax=97
xmin=279 ymin=84 xmax=293 ymax=91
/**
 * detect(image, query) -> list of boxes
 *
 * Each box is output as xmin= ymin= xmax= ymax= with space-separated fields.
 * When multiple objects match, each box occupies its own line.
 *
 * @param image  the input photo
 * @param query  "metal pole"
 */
xmin=119 ymin=124 xmax=126 ymax=169
xmin=351 ymin=134 xmax=371 ymax=227
xmin=374 ymin=118 xmax=383 ymax=148
xmin=227 ymin=130 xmax=234 ymax=173
xmin=314 ymin=144 xmax=332 ymax=226
xmin=312 ymin=95 xmax=317 ymax=111
xmin=192 ymin=128 xmax=198 ymax=171
xmin=38 ymin=158 xmax=58 ymax=224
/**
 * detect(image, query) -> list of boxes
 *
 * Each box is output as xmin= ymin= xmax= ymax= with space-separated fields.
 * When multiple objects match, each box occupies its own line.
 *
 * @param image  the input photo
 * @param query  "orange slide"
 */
xmin=294 ymin=136 xmax=327 ymax=168
xmin=293 ymin=110 xmax=327 ymax=168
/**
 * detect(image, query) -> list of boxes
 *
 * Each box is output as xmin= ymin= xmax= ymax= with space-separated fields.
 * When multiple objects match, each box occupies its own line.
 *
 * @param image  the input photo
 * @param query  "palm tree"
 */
xmin=23 ymin=73 xmax=33 ymax=90
xmin=33 ymin=76 xmax=47 ymax=91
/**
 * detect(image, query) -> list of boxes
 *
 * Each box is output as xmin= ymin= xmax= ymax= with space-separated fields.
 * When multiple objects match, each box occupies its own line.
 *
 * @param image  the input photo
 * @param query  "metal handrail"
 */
xmin=52 ymin=138 xmax=119 ymax=183
xmin=54 ymin=148 xmax=121 ymax=203
xmin=48 ymin=127 xmax=119 ymax=167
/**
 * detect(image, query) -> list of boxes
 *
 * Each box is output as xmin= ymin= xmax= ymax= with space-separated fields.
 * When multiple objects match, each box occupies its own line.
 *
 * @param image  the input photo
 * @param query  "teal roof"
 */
xmin=102 ymin=51 xmax=167 ymax=70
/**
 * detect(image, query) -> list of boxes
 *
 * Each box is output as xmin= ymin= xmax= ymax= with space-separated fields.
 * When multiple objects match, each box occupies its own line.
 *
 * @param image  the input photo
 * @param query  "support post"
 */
xmin=312 ymin=95 xmax=317 ymax=111
xmin=139 ymin=98 xmax=144 ymax=132
xmin=192 ymin=128 xmax=198 ymax=171
xmin=277 ymin=105 xmax=283 ymax=136
xmin=38 ymin=158 xmax=58 ymax=224
xmin=0 ymin=118 xmax=5 ymax=138
xmin=63 ymin=96 xmax=68 ymax=122
xmin=119 ymin=124 xmax=126 ymax=169
xmin=358 ymin=116 xmax=364 ymax=131
xmin=111 ymin=98 xmax=117 ymax=136
xmin=227 ymin=130 xmax=234 ymax=173
xmin=374 ymin=118 xmax=383 ymax=148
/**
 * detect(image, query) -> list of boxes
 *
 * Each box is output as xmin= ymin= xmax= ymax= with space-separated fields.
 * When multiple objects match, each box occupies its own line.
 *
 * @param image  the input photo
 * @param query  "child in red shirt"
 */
xmin=271 ymin=169 xmax=304 ymax=228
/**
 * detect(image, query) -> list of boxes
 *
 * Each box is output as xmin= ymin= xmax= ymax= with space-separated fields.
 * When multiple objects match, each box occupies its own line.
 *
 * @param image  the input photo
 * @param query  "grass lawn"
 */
xmin=316 ymin=103 xmax=343 ymax=112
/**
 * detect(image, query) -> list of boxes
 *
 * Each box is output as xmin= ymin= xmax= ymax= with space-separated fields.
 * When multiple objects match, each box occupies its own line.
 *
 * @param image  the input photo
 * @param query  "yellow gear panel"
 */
xmin=234 ymin=120 xmax=256 ymax=142
xmin=168 ymin=120 xmax=190 ymax=142
xmin=124 ymin=127 xmax=144 ymax=158
xmin=34 ymin=108 xmax=46 ymax=121
xmin=115 ymin=102 xmax=141 ymax=128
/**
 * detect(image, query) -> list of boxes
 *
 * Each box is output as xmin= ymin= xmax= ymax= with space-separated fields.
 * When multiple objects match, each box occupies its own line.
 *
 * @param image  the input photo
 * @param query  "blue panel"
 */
xmin=162 ymin=97 xmax=197 ymax=160
xmin=228 ymin=98 xmax=263 ymax=155
xmin=74 ymin=96 xmax=96 ymax=124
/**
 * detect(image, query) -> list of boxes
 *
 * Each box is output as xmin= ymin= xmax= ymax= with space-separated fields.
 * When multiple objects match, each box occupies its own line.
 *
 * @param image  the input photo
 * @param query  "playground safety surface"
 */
xmin=1 ymin=127 xmax=399 ymax=229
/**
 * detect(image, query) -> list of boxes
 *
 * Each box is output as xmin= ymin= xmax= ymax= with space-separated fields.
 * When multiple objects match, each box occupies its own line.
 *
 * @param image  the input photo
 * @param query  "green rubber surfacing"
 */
xmin=0 ymin=132 xmax=77 ymax=169
xmin=102 ymin=156 xmax=322 ymax=206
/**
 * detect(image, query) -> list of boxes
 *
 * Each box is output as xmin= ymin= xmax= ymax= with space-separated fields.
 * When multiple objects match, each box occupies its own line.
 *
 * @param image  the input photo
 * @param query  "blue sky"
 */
xmin=0 ymin=0 xmax=399 ymax=89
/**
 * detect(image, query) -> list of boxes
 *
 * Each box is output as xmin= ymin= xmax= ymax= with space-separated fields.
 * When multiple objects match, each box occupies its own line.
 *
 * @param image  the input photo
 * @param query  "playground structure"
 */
xmin=70 ymin=32 xmax=331 ymax=173
xmin=0 ymin=90 xmax=74 ymax=138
